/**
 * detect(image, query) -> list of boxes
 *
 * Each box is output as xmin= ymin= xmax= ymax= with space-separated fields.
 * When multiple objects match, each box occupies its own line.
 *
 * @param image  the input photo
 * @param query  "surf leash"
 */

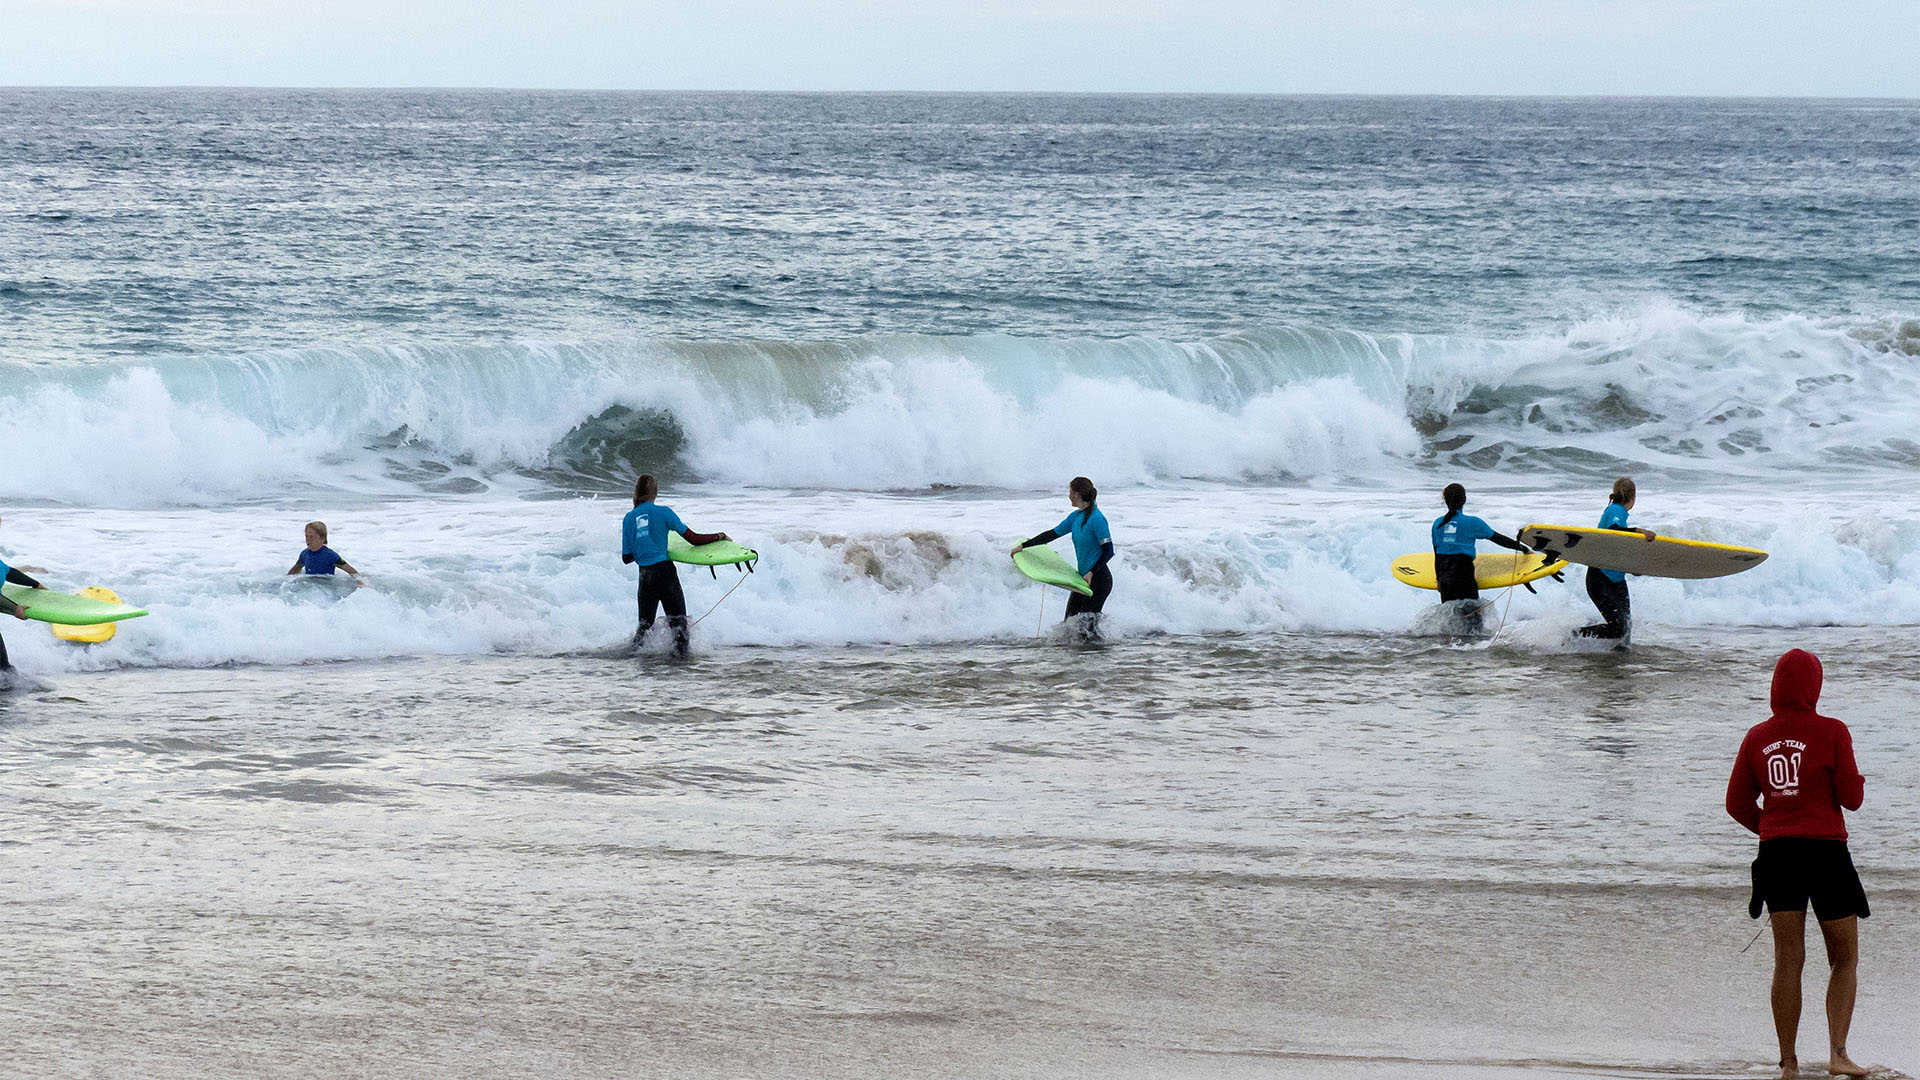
xmin=690 ymin=570 xmax=754 ymax=628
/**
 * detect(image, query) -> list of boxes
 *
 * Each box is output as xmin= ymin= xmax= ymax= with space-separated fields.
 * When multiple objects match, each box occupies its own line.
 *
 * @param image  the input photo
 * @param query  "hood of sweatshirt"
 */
xmin=1770 ymin=648 xmax=1824 ymax=717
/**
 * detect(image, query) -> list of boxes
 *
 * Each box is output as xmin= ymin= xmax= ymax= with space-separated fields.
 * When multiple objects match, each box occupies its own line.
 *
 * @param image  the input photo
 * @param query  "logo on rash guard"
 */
xmin=1762 ymin=738 xmax=1807 ymax=796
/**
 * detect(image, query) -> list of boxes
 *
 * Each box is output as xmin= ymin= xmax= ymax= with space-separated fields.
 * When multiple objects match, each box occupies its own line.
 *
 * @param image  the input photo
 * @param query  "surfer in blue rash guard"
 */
xmin=1431 ymin=483 xmax=1530 ymax=634
xmin=621 ymin=474 xmax=730 ymax=659
xmin=0 ymin=513 xmax=45 ymax=671
xmin=1012 ymin=476 xmax=1113 ymax=636
xmin=1576 ymin=477 xmax=1657 ymax=641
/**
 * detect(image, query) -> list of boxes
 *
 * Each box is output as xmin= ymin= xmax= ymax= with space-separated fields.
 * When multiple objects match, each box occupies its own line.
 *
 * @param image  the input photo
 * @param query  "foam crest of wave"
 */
xmin=2 ymin=309 xmax=1916 ymax=505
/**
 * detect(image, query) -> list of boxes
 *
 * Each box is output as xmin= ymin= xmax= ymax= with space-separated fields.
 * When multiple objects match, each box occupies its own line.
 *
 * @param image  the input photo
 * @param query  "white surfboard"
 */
xmin=1517 ymin=524 xmax=1767 ymax=580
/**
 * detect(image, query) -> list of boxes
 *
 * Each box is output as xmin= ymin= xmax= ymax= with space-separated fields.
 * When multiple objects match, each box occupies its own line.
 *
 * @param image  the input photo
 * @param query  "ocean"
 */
xmin=1 ymin=90 xmax=1916 ymax=1077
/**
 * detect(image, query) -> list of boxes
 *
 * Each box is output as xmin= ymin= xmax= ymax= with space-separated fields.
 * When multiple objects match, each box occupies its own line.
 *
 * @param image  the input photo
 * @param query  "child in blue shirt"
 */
xmin=1013 ymin=476 xmax=1114 ymax=635
xmin=621 ymin=474 xmax=729 ymax=658
xmin=287 ymin=521 xmax=360 ymax=579
xmin=1577 ymin=477 xmax=1656 ymax=641
xmin=1431 ymin=483 xmax=1530 ymax=598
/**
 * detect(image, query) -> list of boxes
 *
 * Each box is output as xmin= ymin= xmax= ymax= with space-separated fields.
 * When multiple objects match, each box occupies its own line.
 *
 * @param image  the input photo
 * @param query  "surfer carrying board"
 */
xmin=1576 ymin=477 xmax=1655 ymax=641
xmin=1431 ymin=483 xmax=1530 ymax=632
xmin=1012 ymin=476 xmax=1113 ymax=634
xmin=622 ymin=474 xmax=730 ymax=659
xmin=0 ymin=514 xmax=45 ymax=670
xmin=1725 ymin=649 xmax=1871 ymax=1080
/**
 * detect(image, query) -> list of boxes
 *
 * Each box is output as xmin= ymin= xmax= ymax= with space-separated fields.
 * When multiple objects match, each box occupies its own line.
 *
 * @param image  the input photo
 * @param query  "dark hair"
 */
xmin=1070 ymin=476 xmax=1097 ymax=524
xmin=1610 ymin=477 xmax=1636 ymax=505
xmin=633 ymin=474 xmax=658 ymax=506
xmin=1440 ymin=483 xmax=1466 ymax=526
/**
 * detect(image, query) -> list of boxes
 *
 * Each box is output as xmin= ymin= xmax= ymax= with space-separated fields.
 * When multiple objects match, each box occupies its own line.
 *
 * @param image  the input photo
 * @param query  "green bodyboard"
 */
xmin=667 ymin=532 xmax=758 ymax=567
xmin=2 ymin=583 xmax=149 ymax=626
xmin=1012 ymin=545 xmax=1093 ymax=596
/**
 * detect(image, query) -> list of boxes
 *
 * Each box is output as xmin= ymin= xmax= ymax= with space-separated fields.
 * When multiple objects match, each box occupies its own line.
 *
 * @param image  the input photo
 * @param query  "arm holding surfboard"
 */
xmin=626 ymin=527 xmax=729 ymax=565
xmin=1011 ymin=478 xmax=1113 ymax=634
xmin=1 ymin=566 xmax=43 ymax=620
xmin=0 ymin=513 xmax=41 ymax=620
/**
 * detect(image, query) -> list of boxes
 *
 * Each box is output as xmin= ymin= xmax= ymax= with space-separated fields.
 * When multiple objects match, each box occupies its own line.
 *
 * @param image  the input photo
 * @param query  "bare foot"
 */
xmin=1779 ymin=1058 xmax=1798 ymax=1080
xmin=1827 ymin=1050 xmax=1869 ymax=1077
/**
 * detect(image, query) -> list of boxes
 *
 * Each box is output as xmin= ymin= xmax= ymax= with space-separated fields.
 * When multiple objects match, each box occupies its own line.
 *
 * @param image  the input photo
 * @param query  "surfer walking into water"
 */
xmin=1576 ymin=477 xmax=1655 ymax=641
xmin=0 ymin=514 xmax=44 ymax=671
xmin=1726 ymin=649 xmax=1872 ymax=1080
xmin=622 ymin=474 xmax=730 ymax=659
xmin=1012 ymin=476 xmax=1113 ymax=637
xmin=1430 ymin=483 xmax=1530 ymax=634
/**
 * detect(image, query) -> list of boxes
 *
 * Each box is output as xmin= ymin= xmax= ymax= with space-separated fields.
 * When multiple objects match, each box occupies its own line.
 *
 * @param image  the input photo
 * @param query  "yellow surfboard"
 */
xmin=49 ymin=586 xmax=126 ymax=644
xmin=1517 ymin=525 xmax=1767 ymax=580
xmin=1390 ymin=552 xmax=1568 ymax=591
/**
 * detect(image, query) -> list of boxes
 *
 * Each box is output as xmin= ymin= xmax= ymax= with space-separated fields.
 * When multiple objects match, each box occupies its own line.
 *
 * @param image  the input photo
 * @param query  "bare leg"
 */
xmin=1818 ymin=916 xmax=1867 ymax=1076
xmin=1772 ymin=910 xmax=1806 ymax=1078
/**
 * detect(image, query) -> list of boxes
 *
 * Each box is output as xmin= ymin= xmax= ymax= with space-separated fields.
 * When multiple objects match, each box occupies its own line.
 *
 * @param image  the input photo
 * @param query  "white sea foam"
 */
xmin=3 ymin=482 xmax=1918 ymax=672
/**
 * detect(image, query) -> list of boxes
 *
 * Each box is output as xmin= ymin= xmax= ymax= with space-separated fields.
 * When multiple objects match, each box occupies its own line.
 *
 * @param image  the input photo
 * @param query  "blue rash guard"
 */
xmin=622 ymin=501 xmax=687 ymax=568
xmin=1595 ymin=503 xmax=1631 ymax=582
xmin=1431 ymin=513 xmax=1496 ymax=556
xmin=296 ymin=546 xmax=344 ymax=575
xmin=1056 ymin=507 xmax=1113 ymax=576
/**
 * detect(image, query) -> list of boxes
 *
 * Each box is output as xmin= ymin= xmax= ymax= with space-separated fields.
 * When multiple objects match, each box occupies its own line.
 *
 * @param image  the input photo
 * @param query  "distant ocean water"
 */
xmin=1 ymin=91 xmax=1916 ymax=1078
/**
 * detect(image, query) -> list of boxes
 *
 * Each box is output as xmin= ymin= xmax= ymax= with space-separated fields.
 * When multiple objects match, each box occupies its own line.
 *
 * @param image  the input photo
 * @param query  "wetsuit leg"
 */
xmin=635 ymin=563 xmax=664 ymax=644
xmin=0 ymin=629 xmax=9 ymax=670
xmin=1433 ymin=554 xmax=1480 ymax=603
xmin=637 ymin=561 xmax=690 ymax=657
xmin=1578 ymin=571 xmax=1631 ymax=639
xmin=1433 ymin=554 xmax=1483 ymax=634
xmin=659 ymin=564 xmax=690 ymax=658
xmin=1064 ymin=565 xmax=1112 ymax=639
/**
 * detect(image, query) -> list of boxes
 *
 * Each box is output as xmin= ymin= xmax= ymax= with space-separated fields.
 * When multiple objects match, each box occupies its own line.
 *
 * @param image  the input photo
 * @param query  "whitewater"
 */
xmin=5 ymin=309 xmax=1920 ymax=669
xmin=3 ymin=91 xmax=1917 ymax=1079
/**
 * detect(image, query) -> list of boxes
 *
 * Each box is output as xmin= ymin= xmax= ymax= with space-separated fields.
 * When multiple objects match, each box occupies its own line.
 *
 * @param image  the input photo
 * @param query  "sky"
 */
xmin=1 ymin=0 xmax=1917 ymax=96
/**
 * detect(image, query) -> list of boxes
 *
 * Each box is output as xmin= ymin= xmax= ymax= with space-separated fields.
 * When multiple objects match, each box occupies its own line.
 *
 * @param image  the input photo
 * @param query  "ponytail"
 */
xmin=1610 ymin=476 xmax=1636 ymax=505
xmin=1440 ymin=483 xmax=1466 ymax=527
xmin=1070 ymin=476 xmax=1097 ymax=525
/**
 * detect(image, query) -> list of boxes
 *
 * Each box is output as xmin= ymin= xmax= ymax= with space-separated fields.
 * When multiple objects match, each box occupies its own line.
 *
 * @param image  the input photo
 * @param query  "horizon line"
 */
xmin=4 ymin=85 xmax=1918 ymax=102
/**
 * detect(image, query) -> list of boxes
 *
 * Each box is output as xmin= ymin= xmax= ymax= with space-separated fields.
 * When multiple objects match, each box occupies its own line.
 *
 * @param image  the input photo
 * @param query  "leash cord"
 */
xmin=690 ymin=571 xmax=752 ymax=628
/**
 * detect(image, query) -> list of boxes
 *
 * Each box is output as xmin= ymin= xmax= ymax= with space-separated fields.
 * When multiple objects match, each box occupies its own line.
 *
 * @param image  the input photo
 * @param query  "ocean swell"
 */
xmin=1 ymin=308 xmax=1915 ymax=506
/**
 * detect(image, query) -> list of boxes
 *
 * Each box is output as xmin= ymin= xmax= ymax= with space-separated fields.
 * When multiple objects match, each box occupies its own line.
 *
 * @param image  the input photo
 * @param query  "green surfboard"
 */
xmin=668 ymin=532 xmax=758 ymax=567
xmin=2 ymin=583 xmax=149 ymax=626
xmin=1012 ymin=544 xmax=1093 ymax=597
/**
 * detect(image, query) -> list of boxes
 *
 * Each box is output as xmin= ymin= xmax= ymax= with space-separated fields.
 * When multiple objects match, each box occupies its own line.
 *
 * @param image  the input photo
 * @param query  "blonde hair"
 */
xmin=305 ymin=520 xmax=328 ymax=542
xmin=1610 ymin=477 xmax=1636 ymax=505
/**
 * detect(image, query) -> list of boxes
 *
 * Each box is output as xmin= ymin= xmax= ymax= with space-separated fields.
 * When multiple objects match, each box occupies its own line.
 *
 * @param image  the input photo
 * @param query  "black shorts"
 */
xmin=1749 ymin=837 xmax=1870 ymax=921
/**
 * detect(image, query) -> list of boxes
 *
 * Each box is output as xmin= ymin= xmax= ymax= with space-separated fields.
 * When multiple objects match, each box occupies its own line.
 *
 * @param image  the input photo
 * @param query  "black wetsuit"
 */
xmin=0 ymin=566 xmax=45 ymax=670
xmin=1579 ymin=570 xmax=1631 ymax=639
xmin=1432 ymin=554 xmax=1481 ymax=603
xmin=1067 ymin=564 xmax=1114 ymax=618
xmin=634 ymin=561 xmax=689 ymax=658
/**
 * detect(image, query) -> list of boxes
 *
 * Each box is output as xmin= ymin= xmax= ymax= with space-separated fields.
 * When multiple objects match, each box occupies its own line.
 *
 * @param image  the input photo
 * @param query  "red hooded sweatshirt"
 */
xmin=1726 ymin=649 xmax=1865 ymax=841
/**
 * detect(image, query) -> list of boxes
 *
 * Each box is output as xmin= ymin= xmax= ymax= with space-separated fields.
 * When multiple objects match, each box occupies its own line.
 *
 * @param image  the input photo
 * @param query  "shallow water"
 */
xmin=3 ymin=629 xmax=1914 ymax=1077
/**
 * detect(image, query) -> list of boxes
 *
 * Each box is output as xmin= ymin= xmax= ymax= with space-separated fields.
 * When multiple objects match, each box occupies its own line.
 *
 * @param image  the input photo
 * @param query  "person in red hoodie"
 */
xmin=1725 ymin=649 xmax=1869 ymax=1080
